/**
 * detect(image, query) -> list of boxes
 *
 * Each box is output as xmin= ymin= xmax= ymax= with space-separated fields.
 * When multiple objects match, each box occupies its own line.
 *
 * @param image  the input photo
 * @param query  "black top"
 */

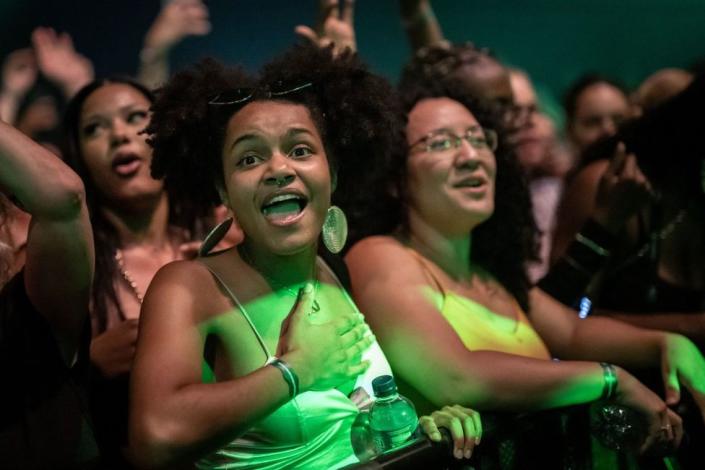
xmin=0 ymin=273 xmax=99 ymax=469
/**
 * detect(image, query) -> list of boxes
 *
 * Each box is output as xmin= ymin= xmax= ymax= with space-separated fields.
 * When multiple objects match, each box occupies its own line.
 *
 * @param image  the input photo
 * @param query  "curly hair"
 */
xmin=349 ymin=72 xmax=538 ymax=311
xmin=62 ymin=77 xmax=205 ymax=333
xmin=147 ymin=44 xmax=402 ymax=235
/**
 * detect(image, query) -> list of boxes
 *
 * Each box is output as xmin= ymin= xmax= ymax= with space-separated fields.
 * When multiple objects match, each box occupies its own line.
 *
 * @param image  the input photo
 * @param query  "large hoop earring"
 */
xmin=321 ymin=206 xmax=348 ymax=254
xmin=199 ymin=218 xmax=233 ymax=257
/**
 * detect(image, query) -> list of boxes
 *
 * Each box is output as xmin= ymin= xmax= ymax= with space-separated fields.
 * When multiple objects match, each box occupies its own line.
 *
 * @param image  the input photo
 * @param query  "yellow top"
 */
xmin=415 ymin=252 xmax=551 ymax=360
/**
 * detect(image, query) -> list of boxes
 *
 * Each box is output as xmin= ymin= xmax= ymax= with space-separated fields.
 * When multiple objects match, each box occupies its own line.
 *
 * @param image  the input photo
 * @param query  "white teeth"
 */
xmin=266 ymin=194 xmax=301 ymax=205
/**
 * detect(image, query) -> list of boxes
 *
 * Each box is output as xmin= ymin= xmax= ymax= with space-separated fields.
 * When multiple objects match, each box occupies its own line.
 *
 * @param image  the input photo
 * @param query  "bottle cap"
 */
xmin=372 ymin=375 xmax=397 ymax=398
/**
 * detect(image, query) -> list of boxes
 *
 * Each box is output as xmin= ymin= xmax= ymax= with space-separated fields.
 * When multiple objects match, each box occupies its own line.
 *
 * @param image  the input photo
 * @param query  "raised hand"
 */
xmin=278 ymin=282 xmax=373 ymax=392
xmin=420 ymin=405 xmax=482 ymax=460
xmin=295 ymin=0 xmax=357 ymax=55
xmin=90 ymin=318 xmax=139 ymax=378
xmin=143 ymin=0 xmax=211 ymax=59
xmin=1 ymin=49 xmax=38 ymax=100
xmin=593 ymin=142 xmax=652 ymax=232
xmin=31 ymin=27 xmax=93 ymax=98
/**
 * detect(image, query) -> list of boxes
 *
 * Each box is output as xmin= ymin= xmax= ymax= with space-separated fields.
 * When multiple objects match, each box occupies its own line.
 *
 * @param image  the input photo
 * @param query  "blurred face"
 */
xmin=508 ymin=71 xmax=548 ymax=172
xmin=221 ymin=101 xmax=330 ymax=255
xmin=569 ymin=82 xmax=629 ymax=152
xmin=78 ymin=83 xmax=161 ymax=206
xmin=406 ymin=98 xmax=496 ymax=236
xmin=451 ymin=58 xmax=515 ymax=126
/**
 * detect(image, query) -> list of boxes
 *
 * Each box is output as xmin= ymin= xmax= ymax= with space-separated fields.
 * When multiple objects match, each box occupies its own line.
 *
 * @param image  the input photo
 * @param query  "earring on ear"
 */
xmin=321 ymin=206 xmax=348 ymax=254
xmin=199 ymin=217 xmax=234 ymax=257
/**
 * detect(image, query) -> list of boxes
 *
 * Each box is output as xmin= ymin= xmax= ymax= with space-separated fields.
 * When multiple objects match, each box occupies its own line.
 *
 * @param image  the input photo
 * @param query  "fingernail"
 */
xmin=454 ymin=449 xmax=463 ymax=459
xmin=303 ymin=283 xmax=314 ymax=294
xmin=464 ymin=449 xmax=472 ymax=459
xmin=430 ymin=432 xmax=441 ymax=441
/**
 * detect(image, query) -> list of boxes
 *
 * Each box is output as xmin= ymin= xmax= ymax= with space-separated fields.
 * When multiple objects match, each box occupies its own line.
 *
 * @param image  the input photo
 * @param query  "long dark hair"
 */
xmin=348 ymin=75 xmax=538 ymax=311
xmin=62 ymin=77 xmax=204 ymax=333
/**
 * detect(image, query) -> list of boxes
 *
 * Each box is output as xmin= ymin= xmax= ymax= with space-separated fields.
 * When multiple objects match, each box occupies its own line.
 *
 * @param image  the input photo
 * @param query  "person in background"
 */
xmin=62 ymin=76 xmax=206 ymax=466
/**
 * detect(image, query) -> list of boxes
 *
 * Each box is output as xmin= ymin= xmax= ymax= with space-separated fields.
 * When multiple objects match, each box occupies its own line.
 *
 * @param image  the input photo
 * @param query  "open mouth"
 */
xmin=454 ymin=176 xmax=487 ymax=189
xmin=261 ymin=192 xmax=309 ymax=226
xmin=111 ymin=153 xmax=142 ymax=177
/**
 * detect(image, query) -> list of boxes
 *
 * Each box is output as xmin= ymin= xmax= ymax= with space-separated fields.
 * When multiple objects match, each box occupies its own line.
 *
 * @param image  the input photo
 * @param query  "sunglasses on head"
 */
xmin=208 ymin=81 xmax=314 ymax=107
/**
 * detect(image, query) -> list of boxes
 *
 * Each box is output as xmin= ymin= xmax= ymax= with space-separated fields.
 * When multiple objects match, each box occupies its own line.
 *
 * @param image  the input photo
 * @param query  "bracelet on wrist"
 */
xmin=599 ymin=362 xmax=618 ymax=400
xmin=267 ymin=357 xmax=299 ymax=399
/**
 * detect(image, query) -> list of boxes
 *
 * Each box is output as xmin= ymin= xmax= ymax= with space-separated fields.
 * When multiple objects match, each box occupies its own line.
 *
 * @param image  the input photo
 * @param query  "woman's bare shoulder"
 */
xmin=347 ymin=235 xmax=409 ymax=262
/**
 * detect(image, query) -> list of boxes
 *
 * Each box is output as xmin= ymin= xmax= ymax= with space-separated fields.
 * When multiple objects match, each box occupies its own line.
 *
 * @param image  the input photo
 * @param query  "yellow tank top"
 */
xmin=414 ymin=252 xmax=550 ymax=360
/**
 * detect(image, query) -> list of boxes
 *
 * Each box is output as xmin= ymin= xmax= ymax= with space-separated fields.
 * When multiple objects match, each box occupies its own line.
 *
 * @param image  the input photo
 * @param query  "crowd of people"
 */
xmin=2 ymin=1 xmax=704 ymax=469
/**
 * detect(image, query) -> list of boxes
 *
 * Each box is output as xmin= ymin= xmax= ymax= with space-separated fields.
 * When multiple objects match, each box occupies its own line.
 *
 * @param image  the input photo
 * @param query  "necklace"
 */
xmin=115 ymin=249 xmax=144 ymax=304
xmin=238 ymin=247 xmax=320 ymax=313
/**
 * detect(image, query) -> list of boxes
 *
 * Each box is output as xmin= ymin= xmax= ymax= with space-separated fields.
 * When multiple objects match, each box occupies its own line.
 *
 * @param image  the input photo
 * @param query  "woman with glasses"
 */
xmin=344 ymin=75 xmax=705 ymax=460
xmin=128 ymin=45 xmax=481 ymax=469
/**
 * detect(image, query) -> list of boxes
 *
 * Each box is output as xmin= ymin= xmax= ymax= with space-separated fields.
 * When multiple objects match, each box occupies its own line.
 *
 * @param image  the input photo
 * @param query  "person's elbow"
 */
xmin=129 ymin=411 xmax=190 ymax=469
xmin=38 ymin=172 xmax=87 ymax=221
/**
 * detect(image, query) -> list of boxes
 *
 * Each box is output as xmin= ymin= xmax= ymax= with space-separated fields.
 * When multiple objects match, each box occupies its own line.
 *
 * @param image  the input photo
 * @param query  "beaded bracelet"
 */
xmin=267 ymin=357 xmax=299 ymax=399
xmin=600 ymin=362 xmax=618 ymax=400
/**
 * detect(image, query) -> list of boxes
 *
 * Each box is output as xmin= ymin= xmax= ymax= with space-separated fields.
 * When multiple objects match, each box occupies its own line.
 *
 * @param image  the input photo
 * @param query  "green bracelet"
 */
xmin=268 ymin=357 xmax=299 ymax=399
xmin=600 ymin=362 xmax=618 ymax=400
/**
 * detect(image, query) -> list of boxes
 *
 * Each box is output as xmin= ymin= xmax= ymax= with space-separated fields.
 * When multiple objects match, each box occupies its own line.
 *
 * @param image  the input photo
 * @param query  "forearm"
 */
xmin=433 ymin=352 xmax=607 ymax=412
xmin=137 ymin=48 xmax=169 ymax=90
xmin=399 ymin=0 xmax=446 ymax=51
xmin=560 ymin=314 xmax=666 ymax=368
xmin=0 ymin=121 xmax=84 ymax=219
xmin=0 ymin=92 xmax=21 ymax=124
xmin=130 ymin=364 xmax=291 ymax=467
xmin=598 ymin=310 xmax=705 ymax=344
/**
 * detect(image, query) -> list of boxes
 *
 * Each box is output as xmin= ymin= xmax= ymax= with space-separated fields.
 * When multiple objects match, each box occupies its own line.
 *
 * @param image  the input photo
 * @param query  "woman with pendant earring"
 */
xmin=129 ymin=45 xmax=482 ymax=468
xmin=62 ymin=76 xmax=209 ymax=466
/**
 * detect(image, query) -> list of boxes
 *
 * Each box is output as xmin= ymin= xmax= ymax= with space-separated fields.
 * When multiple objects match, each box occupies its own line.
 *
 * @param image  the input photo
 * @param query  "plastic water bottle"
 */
xmin=369 ymin=375 xmax=420 ymax=454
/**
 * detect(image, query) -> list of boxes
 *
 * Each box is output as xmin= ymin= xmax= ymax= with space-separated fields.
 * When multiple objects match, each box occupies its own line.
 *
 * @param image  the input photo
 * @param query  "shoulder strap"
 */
xmin=199 ymin=261 xmax=272 ymax=361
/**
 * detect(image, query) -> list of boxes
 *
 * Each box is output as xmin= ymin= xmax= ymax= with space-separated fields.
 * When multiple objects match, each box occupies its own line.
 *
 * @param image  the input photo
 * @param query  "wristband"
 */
xmin=267 ymin=357 xmax=299 ymax=399
xmin=599 ymin=362 xmax=618 ymax=400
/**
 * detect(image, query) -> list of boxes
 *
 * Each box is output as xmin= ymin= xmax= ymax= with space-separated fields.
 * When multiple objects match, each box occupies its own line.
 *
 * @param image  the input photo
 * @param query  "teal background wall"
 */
xmin=2 ymin=0 xmax=704 ymax=123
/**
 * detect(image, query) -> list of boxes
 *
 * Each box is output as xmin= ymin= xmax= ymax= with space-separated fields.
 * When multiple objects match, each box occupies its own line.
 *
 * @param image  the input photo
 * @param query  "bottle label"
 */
xmin=372 ymin=424 xmax=417 ymax=453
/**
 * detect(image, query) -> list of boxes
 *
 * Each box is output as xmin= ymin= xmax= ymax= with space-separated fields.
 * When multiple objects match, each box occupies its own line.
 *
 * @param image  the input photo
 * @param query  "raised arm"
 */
xmin=295 ymin=0 xmax=357 ymax=55
xmin=129 ymin=261 xmax=372 ymax=467
xmin=32 ymin=27 xmax=94 ymax=99
xmin=0 ymin=119 xmax=92 ymax=361
xmin=137 ymin=0 xmax=211 ymax=90
xmin=0 ymin=49 xmax=38 ymax=124
xmin=399 ymin=0 xmax=447 ymax=52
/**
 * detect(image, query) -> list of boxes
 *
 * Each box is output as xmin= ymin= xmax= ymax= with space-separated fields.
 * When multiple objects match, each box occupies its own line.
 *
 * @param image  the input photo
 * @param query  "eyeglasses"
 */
xmin=208 ymin=81 xmax=314 ymax=107
xmin=410 ymin=127 xmax=498 ymax=154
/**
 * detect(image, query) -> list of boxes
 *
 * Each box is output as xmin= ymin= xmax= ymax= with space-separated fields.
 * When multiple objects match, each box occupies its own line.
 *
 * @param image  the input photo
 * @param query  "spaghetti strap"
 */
xmin=406 ymin=249 xmax=447 ymax=310
xmin=199 ymin=261 xmax=273 ymax=362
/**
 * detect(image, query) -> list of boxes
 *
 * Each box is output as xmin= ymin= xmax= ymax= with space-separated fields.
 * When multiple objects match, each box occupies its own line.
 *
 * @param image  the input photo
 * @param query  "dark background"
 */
xmin=3 ymin=0 xmax=704 ymax=124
